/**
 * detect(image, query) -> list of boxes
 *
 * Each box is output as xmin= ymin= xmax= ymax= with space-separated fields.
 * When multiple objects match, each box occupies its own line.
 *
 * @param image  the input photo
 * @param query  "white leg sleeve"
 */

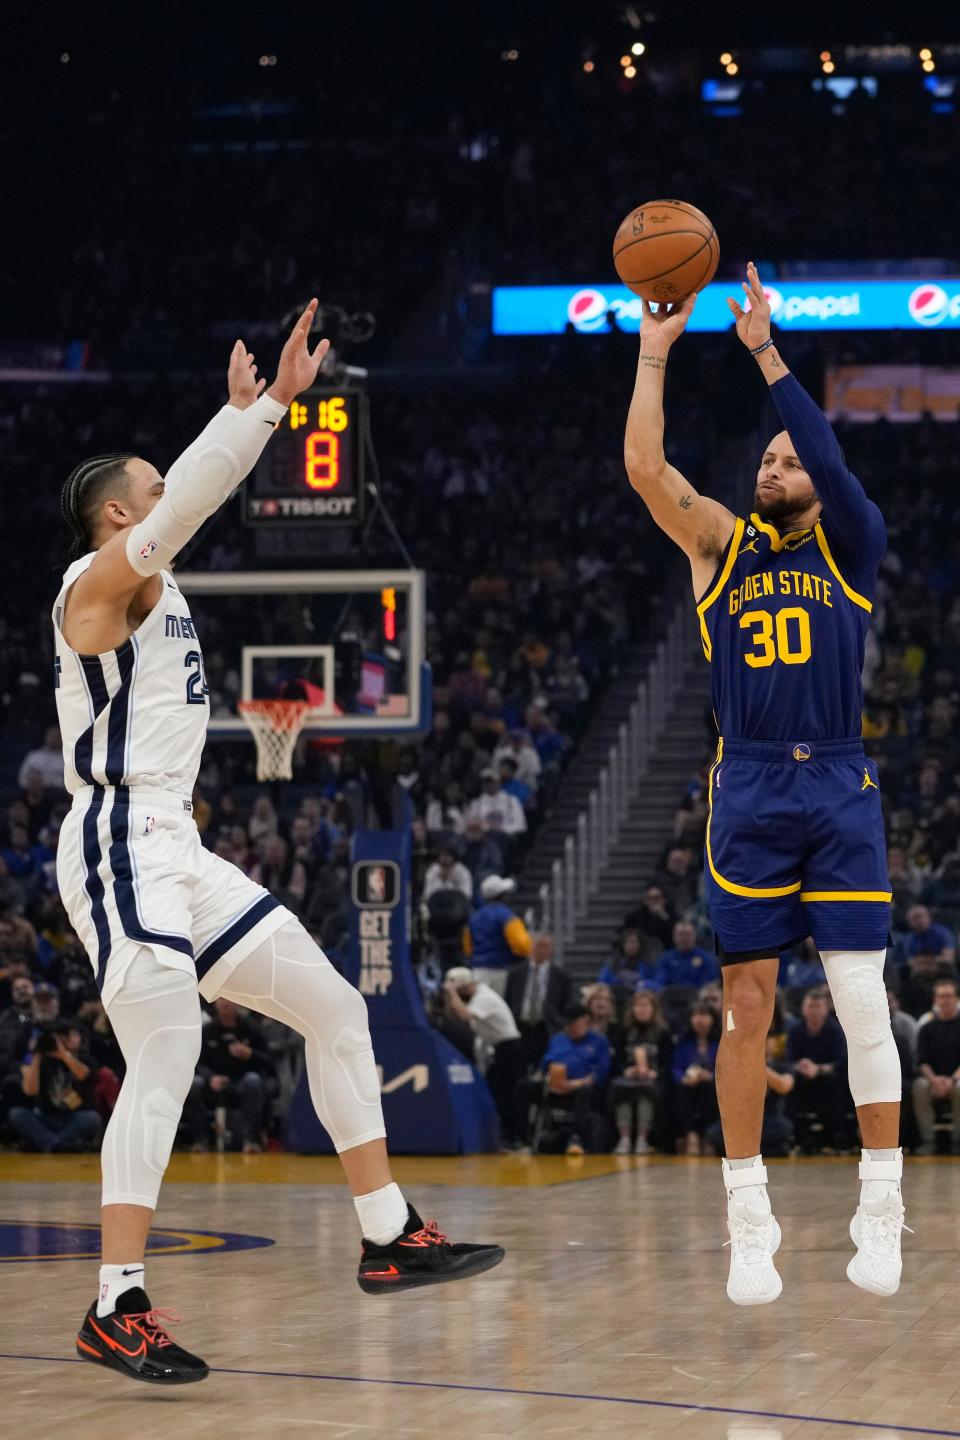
xmin=822 ymin=950 xmax=902 ymax=1106
xmin=102 ymin=950 xmax=203 ymax=1209
xmin=219 ymin=919 xmax=387 ymax=1153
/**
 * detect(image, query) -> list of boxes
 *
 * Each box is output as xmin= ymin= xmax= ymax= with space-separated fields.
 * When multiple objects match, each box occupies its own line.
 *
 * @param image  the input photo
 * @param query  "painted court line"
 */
xmin=1 ymin=1354 xmax=959 ymax=1437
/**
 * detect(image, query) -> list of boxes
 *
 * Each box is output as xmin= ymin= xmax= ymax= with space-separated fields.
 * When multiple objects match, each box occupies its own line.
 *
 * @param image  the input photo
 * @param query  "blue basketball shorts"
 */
xmin=704 ymin=737 xmax=891 ymax=961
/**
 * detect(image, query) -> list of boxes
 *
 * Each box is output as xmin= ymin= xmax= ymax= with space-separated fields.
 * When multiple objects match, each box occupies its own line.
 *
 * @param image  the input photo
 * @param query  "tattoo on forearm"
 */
xmin=769 ymin=350 xmax=781 ymax=368
xmin=678 ymin=494 xmax=693 ymax=510
xmin=640 ymin=353 xmax=666 ymax=372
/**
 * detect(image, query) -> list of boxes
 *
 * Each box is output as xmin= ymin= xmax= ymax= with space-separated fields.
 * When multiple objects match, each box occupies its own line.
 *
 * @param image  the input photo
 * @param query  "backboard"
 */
xmin=176 ymin=568 xmax=431 ymax=739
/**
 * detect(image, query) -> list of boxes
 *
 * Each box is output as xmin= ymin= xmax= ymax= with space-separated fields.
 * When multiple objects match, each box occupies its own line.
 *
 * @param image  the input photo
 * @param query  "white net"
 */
xmin=238 ymin=700 xmax=311 ymax=782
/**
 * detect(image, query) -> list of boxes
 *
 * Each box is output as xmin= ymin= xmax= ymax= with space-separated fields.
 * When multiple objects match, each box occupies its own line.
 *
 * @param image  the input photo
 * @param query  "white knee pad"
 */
xmin=141 ymin=1087 xmax=185 ymax=1175
xmin=822 ymin=950 xmax=901 ymax=1106
xmin=332 ymin=1016 xmax=381 ymax=1108
xmin=218 ymin=920 xmax=387 ymax=1153
xmin=102 ymin=956 xmax=202 ymax=1209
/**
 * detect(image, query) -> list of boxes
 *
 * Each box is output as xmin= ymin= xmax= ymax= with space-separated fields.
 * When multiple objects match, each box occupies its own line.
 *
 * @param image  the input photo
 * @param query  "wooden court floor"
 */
xmin=1 ymin=1152 xmax=958 ymax=1440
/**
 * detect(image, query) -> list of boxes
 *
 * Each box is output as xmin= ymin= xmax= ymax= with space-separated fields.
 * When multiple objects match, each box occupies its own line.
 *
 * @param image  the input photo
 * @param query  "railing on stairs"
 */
xmin=532 ymin=599 xmax=696 ymax=966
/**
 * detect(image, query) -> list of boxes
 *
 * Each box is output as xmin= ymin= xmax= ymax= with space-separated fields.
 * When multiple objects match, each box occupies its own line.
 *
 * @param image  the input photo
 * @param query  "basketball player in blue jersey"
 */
xmin=53 ymin=302 xmax=502 ymax=1386
xmin=624 ymin=263 xmax=905 ymax=1305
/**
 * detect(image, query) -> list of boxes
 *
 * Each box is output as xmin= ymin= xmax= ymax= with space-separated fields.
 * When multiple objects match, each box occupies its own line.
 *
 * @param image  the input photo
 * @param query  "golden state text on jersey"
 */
xmin=696 ymin=512 xmax=879 ymax=743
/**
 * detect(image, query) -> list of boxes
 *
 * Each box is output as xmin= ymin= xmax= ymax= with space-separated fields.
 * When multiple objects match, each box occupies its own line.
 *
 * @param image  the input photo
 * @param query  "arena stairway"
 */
xmin=516 ymin=649 xmax=714 ymax=988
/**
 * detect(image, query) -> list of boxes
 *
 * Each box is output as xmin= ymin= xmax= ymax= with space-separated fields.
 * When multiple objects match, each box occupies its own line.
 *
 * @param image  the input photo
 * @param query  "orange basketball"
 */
xmin=612 ymin=199 xmax=719 ymax=303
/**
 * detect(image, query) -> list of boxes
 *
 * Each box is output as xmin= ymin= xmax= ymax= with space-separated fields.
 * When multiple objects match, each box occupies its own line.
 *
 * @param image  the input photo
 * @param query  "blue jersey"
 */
xmin=696 ymin=374 xmax=887 ymax=743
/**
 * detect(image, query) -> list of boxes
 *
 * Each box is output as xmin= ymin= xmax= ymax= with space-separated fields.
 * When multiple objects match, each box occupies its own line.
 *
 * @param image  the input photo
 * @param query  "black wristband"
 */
xmin=750 ymin=338 xmax=775 ymax=356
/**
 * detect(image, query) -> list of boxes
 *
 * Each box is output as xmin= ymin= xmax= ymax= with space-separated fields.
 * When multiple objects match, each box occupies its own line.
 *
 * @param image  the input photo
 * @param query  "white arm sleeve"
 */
xmin=125 ymin=393 xmax=287 ymax=576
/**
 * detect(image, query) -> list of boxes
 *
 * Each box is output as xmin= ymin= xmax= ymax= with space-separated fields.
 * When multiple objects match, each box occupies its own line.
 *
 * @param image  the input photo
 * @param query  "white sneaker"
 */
xmin=722 ymin=1157 xmax=782 ymax=1306
xmin=633 ymin=1136 xmax=651 ymax=1155
xmin=614 ymin=1135 xmax=631 ymax=1155
xmin=848 ymin=1193 xmax=909 ymax=1296
xmin=726 ymin=1199 xmax=783 ymax=1305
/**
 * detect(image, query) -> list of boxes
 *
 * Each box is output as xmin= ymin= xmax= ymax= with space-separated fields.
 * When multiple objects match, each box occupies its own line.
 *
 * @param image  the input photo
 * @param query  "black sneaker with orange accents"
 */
xmin=357 ymin=1204 xmax=505 ymax=1294
xmin=76 ymin=1286 xmax=209 ymax=1384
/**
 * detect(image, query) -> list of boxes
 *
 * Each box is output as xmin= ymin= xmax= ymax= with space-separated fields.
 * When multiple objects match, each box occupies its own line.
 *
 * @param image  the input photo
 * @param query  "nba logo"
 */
xmin=143 ymin=815 xmax=156 ymax=835
xmin=139 ymin=539 xmax=159 ymax=560
xmin=353 ymin=860 xmax=400 ymax=909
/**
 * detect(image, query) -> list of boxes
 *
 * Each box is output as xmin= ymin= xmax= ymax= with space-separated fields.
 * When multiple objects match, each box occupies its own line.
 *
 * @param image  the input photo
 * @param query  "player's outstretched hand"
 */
xmin=726 ymin=261 xmax=771 ymax=349
xmin=268 ymin=299 xmax=331 ymax=407
xmin=639 ymin=292 xmax=696 ymax=347
xmin=227 ymin=339 xmax=266 ymax=410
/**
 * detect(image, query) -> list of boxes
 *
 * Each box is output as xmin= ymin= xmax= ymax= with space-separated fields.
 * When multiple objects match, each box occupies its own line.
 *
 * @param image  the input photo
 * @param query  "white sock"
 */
xmin=861 ymin=1147 xmax=902 ymax=1207
xmin=353 ymin=1182 xmax=408 ymax=1245
xmin=97 ymin=1262 xmax=145 ymax=1318
xmin=724 ymin=1154 xmax=770 ymax=1212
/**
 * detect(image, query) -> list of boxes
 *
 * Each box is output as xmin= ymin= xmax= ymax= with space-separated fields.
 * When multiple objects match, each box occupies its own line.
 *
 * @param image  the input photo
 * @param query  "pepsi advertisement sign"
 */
xmin=493 ymin=280 xmax=960 ymax=335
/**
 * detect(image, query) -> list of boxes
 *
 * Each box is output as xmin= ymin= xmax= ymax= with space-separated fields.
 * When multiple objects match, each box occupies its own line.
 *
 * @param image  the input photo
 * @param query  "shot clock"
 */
xmin=244 ymin=384 xmax=366 ymax=527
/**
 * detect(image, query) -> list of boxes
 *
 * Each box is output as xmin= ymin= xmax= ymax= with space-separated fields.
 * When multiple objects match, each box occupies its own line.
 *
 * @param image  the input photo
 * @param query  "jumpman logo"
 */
xmin=861 ymin=768 xmax=878 ymax=792
xmin=741 ymin=537 xmax=760 ymax=555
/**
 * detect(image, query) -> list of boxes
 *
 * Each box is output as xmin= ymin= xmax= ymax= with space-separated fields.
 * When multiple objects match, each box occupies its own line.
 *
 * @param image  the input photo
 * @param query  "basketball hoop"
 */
xmin=238 ymin=700 xmax=311 ymax=782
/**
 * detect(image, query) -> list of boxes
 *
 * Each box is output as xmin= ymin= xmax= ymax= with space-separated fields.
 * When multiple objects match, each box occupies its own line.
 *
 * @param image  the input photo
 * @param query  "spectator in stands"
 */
xmin=912 ymin=978 xmax=960 ymax=1154
xmin=183 ymin=999 xmax=274 ymax=1154
xmin=671 ymin=1003 xmax=720 ymax=1156
xmin=583 ymin=983 xmax=624 ymax=1059
xmin=464 ymin=875 xmax=532 ymax=995
xmin=442 ymin=967 xmax=524 ymax=1146
xmin=654 ymin=848 xmax=697 ymax=918
xmin=654 ymin=921 xmax=719 ymax=990
xmin=786 ymin=990 xmax=848 ymax=1153
xmin=622 ymin=885 xmax=675 ymax=953
xmin=466 ymin=767 xmax=527 ymax=837
xmin=30 ymin=981 xmax=60 ymax=1028
xmin=8 ymin=1021 xmax=101 ymax=1152
xmin=0 ymin=858 xmax=25 ymax=916
xmin=0 ymin=974 xmax=35 ymax=1121
xmin=493 ymin=728 xmax=541 ymax=792
xmin=705 ymin=1025 xmax=795 ymax=1158
xmin=505 ymin=931 xmax=571 ymax=1071
xmin=899 ymin=952 xmax=940 ymax=1020
xmin=248 ymin=794 xmax=279 ymax=846
xmin=904 ymin=904 xmax=957 ymax=968
xmin=610 ymin=989 xmax=667 ymax=1155
xmin=458 ymin=815 xmax=503 ymax=899
xmin=497 ymin=755 xmax=534 ymax=812
xmin=541 ymin=1003 xmax=613 ymax=1155
xmin=598 ymin=928 xmax=660 ymax=992
xmin=17 ymin=726 xmax=65 ymax=792
xmin=249 ymin=835 xmax=307 ymax=915
xmin=422 ymin=845 xmax=473 ymax=904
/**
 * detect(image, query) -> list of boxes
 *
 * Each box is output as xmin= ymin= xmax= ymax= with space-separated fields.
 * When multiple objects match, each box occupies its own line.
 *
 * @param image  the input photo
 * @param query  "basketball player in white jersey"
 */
xmin=55 ymin=302 xmax=503 ymax=1386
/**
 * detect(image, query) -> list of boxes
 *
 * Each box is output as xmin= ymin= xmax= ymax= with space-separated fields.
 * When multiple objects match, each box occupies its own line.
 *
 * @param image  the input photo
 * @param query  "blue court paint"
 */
xmin=0 ymin=1355 xmax=957 ymax=1436
xmin=0 ymin=1221 xmax=273 ymax=1263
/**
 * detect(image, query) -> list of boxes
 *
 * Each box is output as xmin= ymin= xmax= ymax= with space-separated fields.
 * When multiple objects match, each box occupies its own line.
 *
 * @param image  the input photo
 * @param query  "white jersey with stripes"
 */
xmin=52 ymin=554 xmax=209 ymax=797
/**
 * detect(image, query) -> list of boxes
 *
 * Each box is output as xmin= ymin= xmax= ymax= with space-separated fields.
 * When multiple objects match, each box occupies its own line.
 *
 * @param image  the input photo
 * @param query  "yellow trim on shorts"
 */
xmin=813 ymin=524 xmax=872 ymax=613
xmin=697 ymin=519 xmax=745 ymax=662
xmin=800 ymin=890 xmax=892 ymax=903
xmin=705 ymin=737 xmax=802 ymax=899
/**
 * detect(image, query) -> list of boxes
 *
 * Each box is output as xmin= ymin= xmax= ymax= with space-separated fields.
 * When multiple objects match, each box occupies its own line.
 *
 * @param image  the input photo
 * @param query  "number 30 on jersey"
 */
xmin=739 ymin=607 xmax=812 ymax=668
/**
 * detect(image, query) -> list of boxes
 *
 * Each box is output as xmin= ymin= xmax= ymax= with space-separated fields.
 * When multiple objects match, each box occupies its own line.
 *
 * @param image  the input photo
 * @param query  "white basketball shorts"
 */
xmin=58 ymin=786 xmax=291 ymax=1010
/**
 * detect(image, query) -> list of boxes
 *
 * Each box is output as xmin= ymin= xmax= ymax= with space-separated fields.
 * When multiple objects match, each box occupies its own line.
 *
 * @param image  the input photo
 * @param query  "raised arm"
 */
xmin=62 ymin=303 xmax=330 ymax=653
xmin=625 ymin=294 xmax=737 ymax=598
xmin=727 ymin=263 xmax=886 ymax=569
